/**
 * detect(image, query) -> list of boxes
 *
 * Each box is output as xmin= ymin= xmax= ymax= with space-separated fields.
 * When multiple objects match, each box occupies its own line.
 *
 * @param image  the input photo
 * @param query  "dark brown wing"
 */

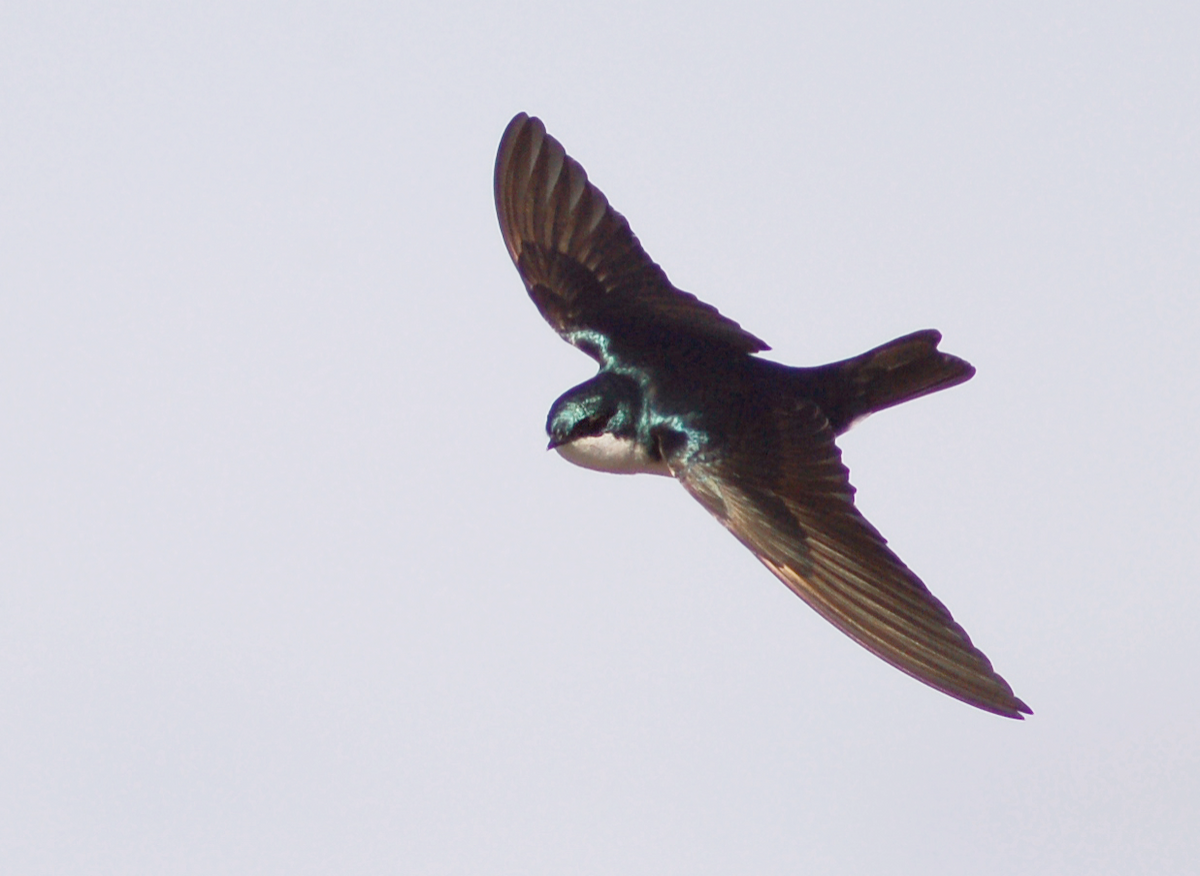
xmin=670 ymin=401 xmax=1031 ymax=718
xmin=494 ymin=113 xmax=768 ymax=360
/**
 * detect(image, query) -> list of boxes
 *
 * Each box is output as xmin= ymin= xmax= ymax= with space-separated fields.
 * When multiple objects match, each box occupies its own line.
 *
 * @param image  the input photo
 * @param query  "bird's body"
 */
xmin=496 ymin=112 xmax=1030 ymax=719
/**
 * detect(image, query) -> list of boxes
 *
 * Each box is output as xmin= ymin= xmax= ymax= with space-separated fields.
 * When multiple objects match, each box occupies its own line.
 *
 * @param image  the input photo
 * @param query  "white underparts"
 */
xmin=554 ymin=433 xmax=672 ymax=477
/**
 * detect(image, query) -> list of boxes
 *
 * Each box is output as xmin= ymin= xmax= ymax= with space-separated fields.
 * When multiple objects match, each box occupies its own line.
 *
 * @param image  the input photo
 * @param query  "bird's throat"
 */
xmin=554 ymin=433 xmax=671 ymax=476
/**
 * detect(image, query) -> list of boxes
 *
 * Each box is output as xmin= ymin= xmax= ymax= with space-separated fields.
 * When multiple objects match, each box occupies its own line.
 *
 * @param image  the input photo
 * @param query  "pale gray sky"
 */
xmin=2 ymin=3 xmax=1197 ymax=874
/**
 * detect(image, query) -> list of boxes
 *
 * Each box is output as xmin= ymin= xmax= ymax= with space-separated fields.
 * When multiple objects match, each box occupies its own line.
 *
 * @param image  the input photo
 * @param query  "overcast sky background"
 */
xmin=2 ymin=3 xmax=1198 ymax=874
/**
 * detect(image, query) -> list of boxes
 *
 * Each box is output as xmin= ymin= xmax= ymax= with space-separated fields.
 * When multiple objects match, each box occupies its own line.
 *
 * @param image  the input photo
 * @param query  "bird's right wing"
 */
xmin=667 ymin=400 xmax=1031 ymax=718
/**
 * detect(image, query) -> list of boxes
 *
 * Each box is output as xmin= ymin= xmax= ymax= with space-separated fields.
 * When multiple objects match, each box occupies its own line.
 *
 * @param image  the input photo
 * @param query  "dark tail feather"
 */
xmin=802 ymin=329 xmax=975 ymax=434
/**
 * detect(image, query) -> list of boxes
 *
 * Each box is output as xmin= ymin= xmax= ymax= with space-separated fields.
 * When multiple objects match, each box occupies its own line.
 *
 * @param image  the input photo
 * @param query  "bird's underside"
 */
xmin=494 ymin=112 xmax=1030 ymax=719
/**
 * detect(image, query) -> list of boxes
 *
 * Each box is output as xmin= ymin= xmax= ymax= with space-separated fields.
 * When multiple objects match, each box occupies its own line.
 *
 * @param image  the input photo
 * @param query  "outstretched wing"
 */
xmin=669 ymin=401 xmax=1031 ymax=718
xmin=494 ymin=113 xmax=768 ymax=361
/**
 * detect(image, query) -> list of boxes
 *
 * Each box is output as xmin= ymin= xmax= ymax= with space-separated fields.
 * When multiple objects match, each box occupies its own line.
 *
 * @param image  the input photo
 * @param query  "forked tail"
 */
xmin=801 ymin=329 xmax=975 ymax=434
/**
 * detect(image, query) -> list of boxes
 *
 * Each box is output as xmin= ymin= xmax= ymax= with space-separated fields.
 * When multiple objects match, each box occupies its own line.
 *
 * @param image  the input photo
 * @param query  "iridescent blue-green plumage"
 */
xmin=496 ymin=112 xmax=1030 ymax=719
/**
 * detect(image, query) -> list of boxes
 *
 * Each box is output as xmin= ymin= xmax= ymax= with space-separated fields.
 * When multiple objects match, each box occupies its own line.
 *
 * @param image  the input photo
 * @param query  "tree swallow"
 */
xmin=495 ymin=113 xmax=1030 ymax=719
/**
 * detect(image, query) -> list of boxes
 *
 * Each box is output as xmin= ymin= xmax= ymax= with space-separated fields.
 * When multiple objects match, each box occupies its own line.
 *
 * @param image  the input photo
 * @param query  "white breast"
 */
xmin=554 ymin=433 xmax=672 ymax=476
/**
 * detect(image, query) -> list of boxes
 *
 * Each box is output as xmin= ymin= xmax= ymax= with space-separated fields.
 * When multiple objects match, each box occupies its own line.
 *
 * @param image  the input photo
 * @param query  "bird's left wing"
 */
xmin=494 ymin=113 xmax=768 ymax=361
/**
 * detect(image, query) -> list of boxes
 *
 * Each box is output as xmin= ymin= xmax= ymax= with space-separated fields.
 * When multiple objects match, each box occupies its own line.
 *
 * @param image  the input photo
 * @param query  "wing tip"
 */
xmin=494 ymin=112 xmax=544 ymax=240
xmin=977 ymin=695 xmax=1033 ymax=720
xmin=495 ymin=112 xmax=530 ymax=187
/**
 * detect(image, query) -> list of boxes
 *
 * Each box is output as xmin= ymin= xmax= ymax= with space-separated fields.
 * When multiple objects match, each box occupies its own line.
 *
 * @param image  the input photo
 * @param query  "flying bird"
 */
xmin=494 ymin=112 xmax=1030 ymax=719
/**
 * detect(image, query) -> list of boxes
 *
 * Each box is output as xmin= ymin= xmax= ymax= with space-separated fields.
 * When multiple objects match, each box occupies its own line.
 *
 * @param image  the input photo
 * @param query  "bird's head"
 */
xmin=546 ymin=372 xmax=641 ymax=449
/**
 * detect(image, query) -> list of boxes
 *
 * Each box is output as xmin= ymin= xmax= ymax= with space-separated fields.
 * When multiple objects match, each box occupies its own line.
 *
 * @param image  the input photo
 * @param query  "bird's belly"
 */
xmin=555 ymin=434 xmax=672 ymax=476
